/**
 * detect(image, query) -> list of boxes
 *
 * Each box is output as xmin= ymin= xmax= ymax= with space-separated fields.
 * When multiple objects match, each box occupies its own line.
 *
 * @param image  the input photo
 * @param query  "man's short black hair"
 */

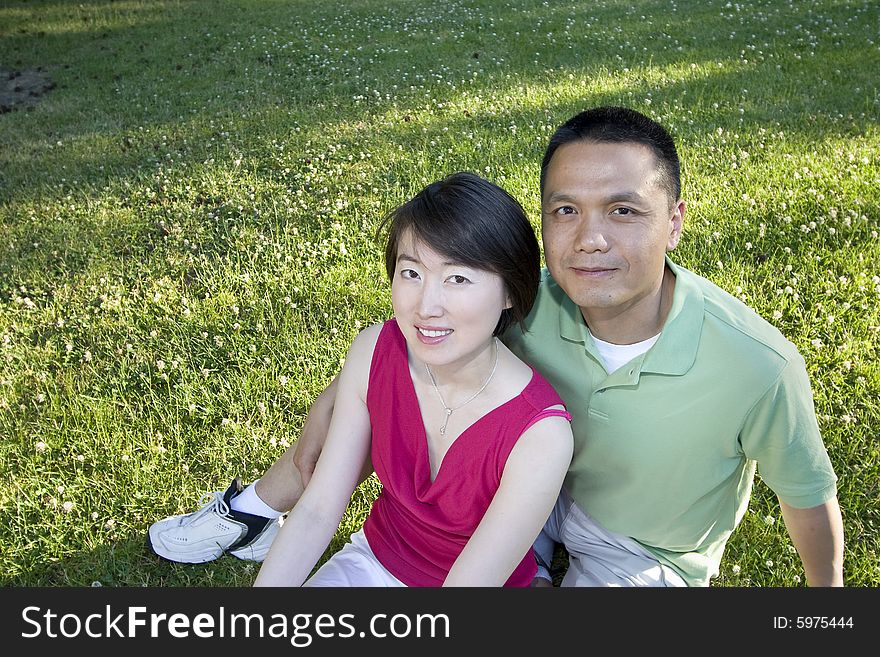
xmin=540 ymin=106 xmax=681 ymax=205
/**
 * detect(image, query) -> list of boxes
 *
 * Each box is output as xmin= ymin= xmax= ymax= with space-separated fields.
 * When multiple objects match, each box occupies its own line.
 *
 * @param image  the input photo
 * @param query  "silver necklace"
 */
xmin=425 ymin=338 xmax=499 ymax=435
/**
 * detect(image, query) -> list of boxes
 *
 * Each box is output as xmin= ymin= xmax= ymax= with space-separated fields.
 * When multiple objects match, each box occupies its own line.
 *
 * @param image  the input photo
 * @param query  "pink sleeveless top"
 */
xmin=362 ymin=319 xmax=571 ymax=586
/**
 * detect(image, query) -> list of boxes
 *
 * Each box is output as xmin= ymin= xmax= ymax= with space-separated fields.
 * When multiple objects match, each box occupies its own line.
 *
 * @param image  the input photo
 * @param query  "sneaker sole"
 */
xmin=146 ymin=530 xmax=227 ymax=564
xmin=228 ymin=542 xmax=271 ymax=562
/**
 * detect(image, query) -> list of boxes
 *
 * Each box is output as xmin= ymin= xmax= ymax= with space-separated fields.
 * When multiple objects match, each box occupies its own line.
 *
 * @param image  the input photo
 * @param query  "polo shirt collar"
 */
xmin=556 ymin=256 xmax=703 ymax=376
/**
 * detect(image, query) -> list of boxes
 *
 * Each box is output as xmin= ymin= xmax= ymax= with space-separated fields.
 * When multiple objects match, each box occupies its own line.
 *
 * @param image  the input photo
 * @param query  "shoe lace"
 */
xmin=191 ymin=490 xmax=230 ymax=520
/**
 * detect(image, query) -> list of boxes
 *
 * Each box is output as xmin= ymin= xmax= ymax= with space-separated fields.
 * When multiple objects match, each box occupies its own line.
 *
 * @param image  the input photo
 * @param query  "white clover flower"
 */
xmin=35 ymin=441 xmax=47 ymax=452
xmin=765 ymin=559 xmax=774 ymax=567
xmin=731 ymin=564 xmax=741 ymax=574
xmin=62 ymin=501 xmax=74 ymax=513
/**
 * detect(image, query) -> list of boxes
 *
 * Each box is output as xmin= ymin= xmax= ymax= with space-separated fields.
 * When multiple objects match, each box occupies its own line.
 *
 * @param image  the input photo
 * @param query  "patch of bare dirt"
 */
xmin=1 ymin=68 xmax=55 ymax=113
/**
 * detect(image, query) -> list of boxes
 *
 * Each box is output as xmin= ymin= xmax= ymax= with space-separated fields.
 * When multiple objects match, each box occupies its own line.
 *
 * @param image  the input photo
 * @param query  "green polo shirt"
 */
xmin=502 ymin=258 xmax=837 ymax=586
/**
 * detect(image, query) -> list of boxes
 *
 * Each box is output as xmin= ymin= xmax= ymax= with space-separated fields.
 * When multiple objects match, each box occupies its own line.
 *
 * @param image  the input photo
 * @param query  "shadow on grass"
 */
xmin=1 ymin=0 xmax=875 ymax=303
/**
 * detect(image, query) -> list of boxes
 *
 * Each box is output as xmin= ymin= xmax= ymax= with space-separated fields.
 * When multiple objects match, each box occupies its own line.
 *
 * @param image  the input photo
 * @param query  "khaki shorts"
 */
xmin=536 ymin=489 xmax=687 ymax=587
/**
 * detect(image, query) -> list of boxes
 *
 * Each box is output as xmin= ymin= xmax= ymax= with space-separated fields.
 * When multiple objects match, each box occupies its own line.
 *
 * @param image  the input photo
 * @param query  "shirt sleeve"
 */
xmin=738 ymin=355 xmax=838 ymax=509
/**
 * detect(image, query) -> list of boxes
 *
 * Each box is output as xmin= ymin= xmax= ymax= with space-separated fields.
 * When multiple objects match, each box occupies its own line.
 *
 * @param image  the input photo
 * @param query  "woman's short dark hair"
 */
xmin=381 ymin=171 xmax=540 ymax=336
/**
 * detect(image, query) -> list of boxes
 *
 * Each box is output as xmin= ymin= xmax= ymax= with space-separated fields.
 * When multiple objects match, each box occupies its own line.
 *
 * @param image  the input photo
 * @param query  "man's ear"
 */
xmin=666 ymin=199 xmax=685 ymax=252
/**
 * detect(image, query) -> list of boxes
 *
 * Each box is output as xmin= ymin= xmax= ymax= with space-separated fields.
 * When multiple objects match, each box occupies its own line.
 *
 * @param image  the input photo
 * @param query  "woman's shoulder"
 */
xmin=349 ymin=321 xmax=387 ymax=355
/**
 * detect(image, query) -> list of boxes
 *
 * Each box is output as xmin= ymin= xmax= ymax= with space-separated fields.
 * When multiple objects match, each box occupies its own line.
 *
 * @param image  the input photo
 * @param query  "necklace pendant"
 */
xmin=440 ymin=409 xmax=452 ymax=435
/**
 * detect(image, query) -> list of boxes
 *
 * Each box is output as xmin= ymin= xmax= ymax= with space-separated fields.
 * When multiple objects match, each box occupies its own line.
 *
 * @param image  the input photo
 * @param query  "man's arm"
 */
xmin=779 ymin=496 xmax=845 ymax=586
xmin=293 ymin=375 xmax=340 ymax=488
xmin=253 ymin=375 xmax=340 ymax=513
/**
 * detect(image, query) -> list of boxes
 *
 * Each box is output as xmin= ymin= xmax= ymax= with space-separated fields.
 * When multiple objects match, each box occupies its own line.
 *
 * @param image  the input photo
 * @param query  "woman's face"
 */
xmin=390 ymin=229 xmax=510 ymax=373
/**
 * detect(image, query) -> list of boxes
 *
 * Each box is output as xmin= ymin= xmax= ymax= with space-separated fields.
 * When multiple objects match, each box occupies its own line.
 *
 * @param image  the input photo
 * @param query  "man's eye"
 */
xmin=556 ymin=206 xmax=576 ymax=215
xmin=611 ymin=207 xmax=633 ymax=216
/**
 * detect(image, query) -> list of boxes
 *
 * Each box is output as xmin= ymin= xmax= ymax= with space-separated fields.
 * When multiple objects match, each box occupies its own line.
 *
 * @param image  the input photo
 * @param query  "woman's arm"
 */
xmin=253 ymin=324 xmax=381 ymax=587
xmin=443 ymin=411 xmax=573 ymax=586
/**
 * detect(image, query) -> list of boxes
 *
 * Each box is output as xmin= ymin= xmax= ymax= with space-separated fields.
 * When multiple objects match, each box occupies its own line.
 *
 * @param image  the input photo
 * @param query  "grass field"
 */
xmin=0 ymin=0 xmax=877 ymax=587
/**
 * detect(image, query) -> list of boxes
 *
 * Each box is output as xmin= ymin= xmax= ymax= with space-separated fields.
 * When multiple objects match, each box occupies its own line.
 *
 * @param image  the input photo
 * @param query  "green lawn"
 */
xmin=1 ymin=0 xmax=877 ymax=587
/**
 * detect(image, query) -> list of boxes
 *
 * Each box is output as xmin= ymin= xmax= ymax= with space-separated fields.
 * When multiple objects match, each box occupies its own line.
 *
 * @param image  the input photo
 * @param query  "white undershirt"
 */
xmin=589 ymin=332 xmax=661 ymax=374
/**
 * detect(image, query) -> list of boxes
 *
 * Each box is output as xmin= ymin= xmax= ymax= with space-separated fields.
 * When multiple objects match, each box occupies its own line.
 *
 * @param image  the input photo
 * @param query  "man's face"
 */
xmin=541 ymin=140 xmax=684 ymax=331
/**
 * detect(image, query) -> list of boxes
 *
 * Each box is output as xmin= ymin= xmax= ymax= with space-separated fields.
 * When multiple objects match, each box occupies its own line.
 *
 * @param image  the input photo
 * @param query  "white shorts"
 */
xmin=535 ymin=490 xmax=687 ymax=587
xmin=304 ymin=528 xmax=407 ymax=587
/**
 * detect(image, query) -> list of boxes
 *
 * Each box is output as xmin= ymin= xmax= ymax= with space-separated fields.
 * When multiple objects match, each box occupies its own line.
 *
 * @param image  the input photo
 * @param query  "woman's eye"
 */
xmin=448 ymin=275 xmax=471 ymax=285
xmin=400 ymin=269 xmax=419 ymax=279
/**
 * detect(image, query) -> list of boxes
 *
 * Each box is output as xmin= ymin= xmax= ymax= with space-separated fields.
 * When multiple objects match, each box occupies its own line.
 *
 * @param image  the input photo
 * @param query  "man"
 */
xmin=148 ymin=106 xmax=844 ymax=586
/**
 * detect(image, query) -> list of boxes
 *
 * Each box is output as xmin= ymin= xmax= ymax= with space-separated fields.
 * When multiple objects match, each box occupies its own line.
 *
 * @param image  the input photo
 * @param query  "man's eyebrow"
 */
xmin=543 ymin=191 xmax=578 ymax=204
xmin=605 ymin=191 xmax=646 ymax=203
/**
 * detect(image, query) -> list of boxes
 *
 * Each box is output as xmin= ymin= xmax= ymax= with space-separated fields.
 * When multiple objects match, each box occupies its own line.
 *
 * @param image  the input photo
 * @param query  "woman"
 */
xmin=254 ymin=172 xmax=573 ymax=587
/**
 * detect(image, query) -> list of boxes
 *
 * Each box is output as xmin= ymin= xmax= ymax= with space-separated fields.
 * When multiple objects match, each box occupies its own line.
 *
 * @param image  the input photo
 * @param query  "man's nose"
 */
xmin=573 ymin=215 xmax=609 ymax=253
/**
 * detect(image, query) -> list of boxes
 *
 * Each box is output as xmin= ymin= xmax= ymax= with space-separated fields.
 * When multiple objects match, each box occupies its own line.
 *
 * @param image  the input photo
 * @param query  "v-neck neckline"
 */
xmin=404 ymin=357 xmax=537 ymax=487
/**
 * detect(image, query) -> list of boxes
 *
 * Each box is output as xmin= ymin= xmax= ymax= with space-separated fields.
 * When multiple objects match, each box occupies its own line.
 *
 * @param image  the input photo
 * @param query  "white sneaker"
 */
xmin=148 ymin=478 xmax=282 ymax=564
